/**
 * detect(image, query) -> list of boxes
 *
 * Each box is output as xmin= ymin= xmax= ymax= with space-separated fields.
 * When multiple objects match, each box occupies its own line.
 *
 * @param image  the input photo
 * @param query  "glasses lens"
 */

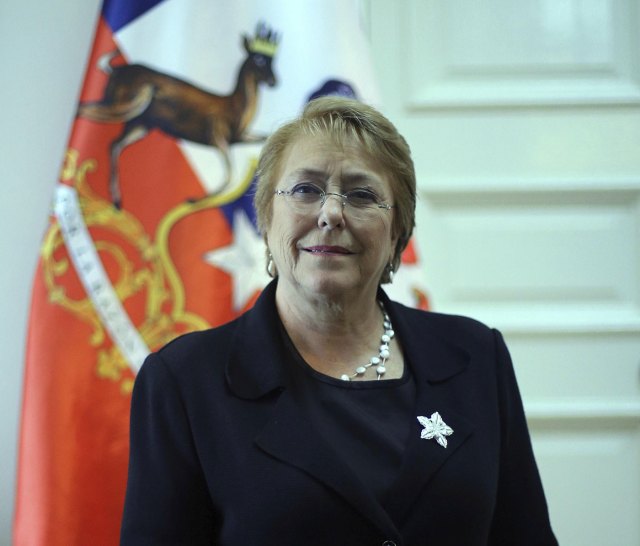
xmin=289 ymin=183 xmax=323 ymax=205
xmin=278 ymin=184 xmax=390 ymax=220
xmin=345 ymin=189 xmax=380 ymax=208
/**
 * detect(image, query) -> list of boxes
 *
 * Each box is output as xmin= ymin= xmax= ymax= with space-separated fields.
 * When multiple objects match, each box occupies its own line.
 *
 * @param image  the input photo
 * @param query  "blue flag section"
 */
xmin=102 ymin=0 xmax=165 ymax=32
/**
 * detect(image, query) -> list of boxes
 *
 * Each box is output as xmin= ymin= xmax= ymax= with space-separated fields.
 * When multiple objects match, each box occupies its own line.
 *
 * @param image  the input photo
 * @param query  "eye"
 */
xmin=345 ymin=188 xmax=380 ymax=207
xmin=291 ymin=182 xmax=322 ymax=194
xmin=290 ymin=183 xmax=323 ymax=202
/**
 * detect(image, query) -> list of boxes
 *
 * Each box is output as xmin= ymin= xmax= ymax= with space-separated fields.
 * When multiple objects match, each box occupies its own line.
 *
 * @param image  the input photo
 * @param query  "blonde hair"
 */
xmin=254 ymin=96 xmax=416 ymax=283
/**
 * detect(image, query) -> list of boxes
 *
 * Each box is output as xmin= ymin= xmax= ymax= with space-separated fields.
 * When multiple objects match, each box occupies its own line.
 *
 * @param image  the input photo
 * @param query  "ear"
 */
xmin=263 ymin=228 xmax=271 ymax=251
xmin=389 ymin=231 xmax=404 ymax=272
xmin=391 ymin=232 xmax=400 ymax=258
xmin=243 ymin=35 xmax=251 ymax=53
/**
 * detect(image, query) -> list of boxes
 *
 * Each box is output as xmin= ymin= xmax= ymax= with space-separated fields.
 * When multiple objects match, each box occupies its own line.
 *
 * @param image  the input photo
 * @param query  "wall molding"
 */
xmin=418 ymin=176 xmax=640 ymax=196
xmin=526 ymin=400 xmax=640 ymax=425
xmin=403 ymin=0 xmax=640 ymax=109
xmin=416 ymin=176 xmax=640 ymax=334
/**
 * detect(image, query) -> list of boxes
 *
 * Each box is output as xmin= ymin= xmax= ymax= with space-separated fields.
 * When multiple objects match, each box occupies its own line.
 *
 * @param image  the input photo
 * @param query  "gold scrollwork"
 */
xmin=41 ymin=148 xmax=257 ymax=395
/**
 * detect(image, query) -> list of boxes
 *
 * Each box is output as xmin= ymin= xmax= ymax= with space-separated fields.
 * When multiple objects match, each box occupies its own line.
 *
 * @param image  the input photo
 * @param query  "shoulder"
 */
xmin=151 ymin=279 xmax=279 ymax=372
xmin=139 ymin=315 xmax=244 ymax=386
xmin=159 ymin=317 xmax=241 ymax=361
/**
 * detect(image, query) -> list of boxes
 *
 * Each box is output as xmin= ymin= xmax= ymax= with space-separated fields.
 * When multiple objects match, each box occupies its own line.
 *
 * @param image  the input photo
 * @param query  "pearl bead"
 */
xmin=339 ymin=302 xmax=394 ymax=380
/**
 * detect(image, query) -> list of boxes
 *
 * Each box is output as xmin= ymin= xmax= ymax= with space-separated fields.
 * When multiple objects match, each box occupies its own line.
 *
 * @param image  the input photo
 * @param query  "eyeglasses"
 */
xmin=274 ymin=183 xmax=393 ymax=220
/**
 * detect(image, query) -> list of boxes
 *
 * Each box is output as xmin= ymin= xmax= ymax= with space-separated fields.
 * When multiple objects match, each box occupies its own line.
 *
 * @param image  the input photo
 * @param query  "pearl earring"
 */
xmin=266 ymin=253 xmax=277 ymax=278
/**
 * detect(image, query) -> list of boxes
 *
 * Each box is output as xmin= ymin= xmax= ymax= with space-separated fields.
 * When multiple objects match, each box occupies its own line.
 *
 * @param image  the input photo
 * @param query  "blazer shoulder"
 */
xmin=148 ymin=315 xmax=243 ymax=377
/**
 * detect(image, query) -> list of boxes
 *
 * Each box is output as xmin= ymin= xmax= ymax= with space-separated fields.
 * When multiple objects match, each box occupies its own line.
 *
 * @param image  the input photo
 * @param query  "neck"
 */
xmin=275 ymin=282 xmax=389 ymax=378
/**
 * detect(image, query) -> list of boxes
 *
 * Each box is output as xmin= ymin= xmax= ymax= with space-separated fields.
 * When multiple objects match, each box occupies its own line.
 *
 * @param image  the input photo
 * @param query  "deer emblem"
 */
xmin=77 ymin=23 xmax=279 ymax=209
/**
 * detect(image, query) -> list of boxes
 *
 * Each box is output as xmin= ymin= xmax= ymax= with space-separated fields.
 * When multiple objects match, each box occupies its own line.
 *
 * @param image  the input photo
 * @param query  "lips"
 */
xmin=302 ymin=245 xmax=353 ymax=255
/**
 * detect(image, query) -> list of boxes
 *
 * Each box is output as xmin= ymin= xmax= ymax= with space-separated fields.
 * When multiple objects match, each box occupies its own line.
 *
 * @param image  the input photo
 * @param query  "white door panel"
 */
xmin=366 ymin=1 xmax=640 ymax=544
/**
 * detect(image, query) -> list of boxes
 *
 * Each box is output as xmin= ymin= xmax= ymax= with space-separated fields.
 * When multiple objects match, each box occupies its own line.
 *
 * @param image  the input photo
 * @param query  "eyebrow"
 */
xmin=286 ymin=168 xmax=326 ymax=183
xmin=286 ymin=168 xmax=380 ymax=187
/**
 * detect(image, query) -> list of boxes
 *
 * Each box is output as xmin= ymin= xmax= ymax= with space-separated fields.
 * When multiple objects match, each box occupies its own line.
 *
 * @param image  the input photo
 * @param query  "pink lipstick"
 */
xmin=303 ymin=245 xmax=353 ymax=255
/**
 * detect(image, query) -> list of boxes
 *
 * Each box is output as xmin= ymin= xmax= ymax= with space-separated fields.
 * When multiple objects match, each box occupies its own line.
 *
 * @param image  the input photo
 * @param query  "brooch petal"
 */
xmin=417 ymin=412 xmax=453 ymax=448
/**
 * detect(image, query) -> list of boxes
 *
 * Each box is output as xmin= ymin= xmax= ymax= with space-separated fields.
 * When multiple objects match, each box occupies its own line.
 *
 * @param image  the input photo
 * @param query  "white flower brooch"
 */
xmin=417 ymin=412 xmax=453 ymax=448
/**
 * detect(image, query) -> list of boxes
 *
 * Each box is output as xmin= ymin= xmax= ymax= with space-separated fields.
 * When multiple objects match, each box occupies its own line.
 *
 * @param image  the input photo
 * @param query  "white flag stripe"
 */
xmin=54 ymin=185 xmax=150 ymax=372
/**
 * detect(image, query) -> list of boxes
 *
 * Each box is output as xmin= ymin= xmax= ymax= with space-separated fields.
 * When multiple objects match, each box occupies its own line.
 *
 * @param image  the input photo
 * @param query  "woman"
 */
xmin=120 ymin=97 xmax=558 ymax=545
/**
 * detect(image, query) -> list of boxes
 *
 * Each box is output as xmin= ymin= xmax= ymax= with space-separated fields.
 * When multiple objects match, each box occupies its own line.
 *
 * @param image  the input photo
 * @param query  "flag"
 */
xmin=14 ymin=1 xmax=429 ymax=544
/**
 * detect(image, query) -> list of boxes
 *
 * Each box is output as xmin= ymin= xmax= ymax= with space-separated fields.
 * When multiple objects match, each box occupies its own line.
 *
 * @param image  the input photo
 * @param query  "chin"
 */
xmin=300 ymin=272 xmax=367 ymax=299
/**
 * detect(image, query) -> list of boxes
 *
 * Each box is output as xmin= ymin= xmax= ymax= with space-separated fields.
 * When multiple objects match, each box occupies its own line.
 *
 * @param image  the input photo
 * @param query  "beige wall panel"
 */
xmin=404 ymin=0 xmax=640 ymax=107
xmin=417 ymin=184 xmax=640 ymax=327
xmin=507 ymin=332 xmax=640 ymax=403
xmin=531 ymin=425 xmax=640 ymax=546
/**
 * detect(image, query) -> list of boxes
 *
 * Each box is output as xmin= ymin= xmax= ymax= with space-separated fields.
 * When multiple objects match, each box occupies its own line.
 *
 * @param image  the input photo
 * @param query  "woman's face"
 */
xmin=266 ymin=132 xmax=398 ymax=304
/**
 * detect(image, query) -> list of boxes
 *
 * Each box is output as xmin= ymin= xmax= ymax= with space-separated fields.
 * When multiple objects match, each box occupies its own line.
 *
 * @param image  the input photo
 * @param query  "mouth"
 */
xmin=302 ymin=245 xmax=353 ymax=256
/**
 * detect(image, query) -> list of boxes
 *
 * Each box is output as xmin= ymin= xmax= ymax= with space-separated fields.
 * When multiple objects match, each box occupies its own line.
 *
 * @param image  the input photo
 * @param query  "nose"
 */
xmin=322 ymin=192 xmax=347 ymax=208
xmin=318 ymin=193 xmax=345 ymax=229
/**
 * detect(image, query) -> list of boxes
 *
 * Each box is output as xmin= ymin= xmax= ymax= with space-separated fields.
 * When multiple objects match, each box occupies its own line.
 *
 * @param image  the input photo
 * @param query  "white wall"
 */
xmin=0 ymin=0 xmax=102 ymax=542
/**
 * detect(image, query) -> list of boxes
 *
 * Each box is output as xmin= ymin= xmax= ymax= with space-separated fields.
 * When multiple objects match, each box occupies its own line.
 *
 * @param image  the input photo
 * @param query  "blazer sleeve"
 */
xmin=120 ymin=352 xmax=217 ymax=545
xmin=488 ymin=330 xmax=558 ymax=546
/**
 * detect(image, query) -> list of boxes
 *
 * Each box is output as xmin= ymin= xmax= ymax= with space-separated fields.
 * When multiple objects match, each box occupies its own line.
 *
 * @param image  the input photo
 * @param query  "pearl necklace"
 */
xmin=340 ymin=303 xmax=394 ymax=381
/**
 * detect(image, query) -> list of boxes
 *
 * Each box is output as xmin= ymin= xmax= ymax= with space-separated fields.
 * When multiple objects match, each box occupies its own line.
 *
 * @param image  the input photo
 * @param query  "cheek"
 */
xmin=267 ymin=218 xmax=304 ymax=267
xmin=277 ymin=232 xmax=298 ymax=263
xmin=366 ymin=215 xmax=395 ymax=253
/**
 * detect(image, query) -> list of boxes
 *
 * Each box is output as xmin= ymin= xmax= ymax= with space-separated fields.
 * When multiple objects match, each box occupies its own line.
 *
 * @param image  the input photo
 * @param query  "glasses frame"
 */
xmin=274 ymin=185 xmax=394 ymax=212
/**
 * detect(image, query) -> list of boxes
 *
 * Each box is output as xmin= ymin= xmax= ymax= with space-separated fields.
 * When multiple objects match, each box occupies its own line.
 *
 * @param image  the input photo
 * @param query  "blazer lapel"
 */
xmin=226 ymin=283 xmax=475 ymax=533
xmin=225 ymin=281 xmax=398 ymax=536
xmin=225 ymin=280 xmax=288 ymax=400
xmin=380 ymin=297 xmax=475 ymax=525
xmin=382 ymin=395 xmax=474 ymax=525
xmin=255 ymin=390 xmax=399 ymax=537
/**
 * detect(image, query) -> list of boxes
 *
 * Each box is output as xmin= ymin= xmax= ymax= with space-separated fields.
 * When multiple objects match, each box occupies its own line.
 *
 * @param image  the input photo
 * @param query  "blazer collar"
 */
xmin=379 ymin=289 xmax=470 ymax=384
xmin=225 ymin=279 xmax=288 ymax=399
xmin=226 ymin=282 xmax=471 ymax=398
xmin=225 ymin=281 xmax=401 ymax=536
xmin=226 ymin=282 xmax=474 ymax=532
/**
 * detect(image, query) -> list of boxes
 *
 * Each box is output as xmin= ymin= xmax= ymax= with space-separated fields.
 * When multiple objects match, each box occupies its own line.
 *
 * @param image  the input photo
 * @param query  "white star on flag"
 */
xmin=417 ymin=412 xmax=454 ymax=448
xmin=203 ymin=209 xmax=270 ymax=312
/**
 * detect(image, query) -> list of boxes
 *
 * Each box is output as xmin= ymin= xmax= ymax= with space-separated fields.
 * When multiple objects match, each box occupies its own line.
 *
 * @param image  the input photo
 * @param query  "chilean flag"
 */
xmin=14 ymin=1 xmax=428 ymax=544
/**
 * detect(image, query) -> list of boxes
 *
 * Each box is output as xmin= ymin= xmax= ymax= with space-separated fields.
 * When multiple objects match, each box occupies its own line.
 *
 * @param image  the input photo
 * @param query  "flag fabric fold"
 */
xmin=14 ymin=1 xmax=428 ymax=543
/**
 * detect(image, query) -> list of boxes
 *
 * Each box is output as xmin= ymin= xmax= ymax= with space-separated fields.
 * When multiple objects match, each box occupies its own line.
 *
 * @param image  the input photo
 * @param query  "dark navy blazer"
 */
xmin=120 ymin=280 xmax=558 ymax=545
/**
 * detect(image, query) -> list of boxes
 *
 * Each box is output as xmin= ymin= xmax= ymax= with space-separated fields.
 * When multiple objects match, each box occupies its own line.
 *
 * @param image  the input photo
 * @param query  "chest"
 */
xmin=186 ymin=370 xmax=502 ymax=545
